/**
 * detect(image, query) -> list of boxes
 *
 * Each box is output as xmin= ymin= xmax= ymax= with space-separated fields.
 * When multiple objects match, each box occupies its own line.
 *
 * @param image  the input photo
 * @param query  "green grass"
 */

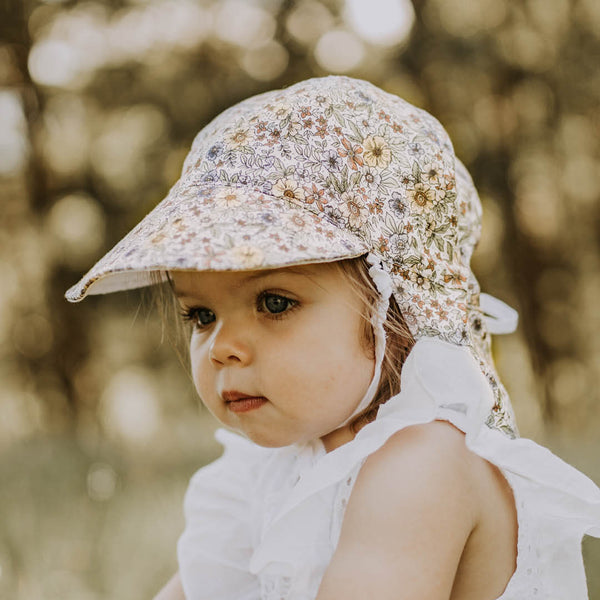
xmin=0 ymin=434 xmax=219 ymax=600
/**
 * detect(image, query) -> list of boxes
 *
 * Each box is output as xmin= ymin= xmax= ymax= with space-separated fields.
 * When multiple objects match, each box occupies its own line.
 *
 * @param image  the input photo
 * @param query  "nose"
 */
xmin=207 ymin=321 xmax=252 ymax=367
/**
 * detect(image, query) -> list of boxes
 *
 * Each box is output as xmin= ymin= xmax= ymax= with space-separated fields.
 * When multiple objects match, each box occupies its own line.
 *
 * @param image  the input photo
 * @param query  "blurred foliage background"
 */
xmin=1 ymin=0 xmax=599 ymax=598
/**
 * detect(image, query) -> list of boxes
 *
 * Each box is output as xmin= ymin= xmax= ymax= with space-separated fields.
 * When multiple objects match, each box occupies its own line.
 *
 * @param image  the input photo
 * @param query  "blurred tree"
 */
xmin=1 ymin=0 xmax=599 ymax=446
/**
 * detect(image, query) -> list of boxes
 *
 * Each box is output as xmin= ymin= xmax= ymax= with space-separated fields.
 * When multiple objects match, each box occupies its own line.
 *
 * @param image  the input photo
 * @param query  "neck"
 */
xmin=320 ymin=423 xmax=356 ymax=452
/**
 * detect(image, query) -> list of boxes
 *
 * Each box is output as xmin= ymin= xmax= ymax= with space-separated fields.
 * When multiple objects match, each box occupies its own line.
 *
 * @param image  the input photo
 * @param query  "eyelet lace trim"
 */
xmin=258 ymin=462 xmax=364 ymax=600
xmin=260 ymin=462 xmax=550 ymax=600
xmin=260 ymin=571 xmax=295 ymax=600
xmin=330 ymin=463 xmax=364 ymax=548
xmin=496 ymin=470 xmax=543 ymax=599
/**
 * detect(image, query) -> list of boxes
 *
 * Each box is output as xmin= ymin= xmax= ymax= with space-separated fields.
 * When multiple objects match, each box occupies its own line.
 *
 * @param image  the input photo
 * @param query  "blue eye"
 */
xmin=196 ymin=308 xmax=216 ymax=325
xmin=260 ymin=293 xmax=294 ymax=314
xmin=181 ymin=307 xmax=215 ymax=329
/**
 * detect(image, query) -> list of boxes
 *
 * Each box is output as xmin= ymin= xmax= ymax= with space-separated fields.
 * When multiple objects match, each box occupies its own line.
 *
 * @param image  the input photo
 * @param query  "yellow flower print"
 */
xmin=409 ymin=270 xmax=432 ymax=290
xmin=214 ymin=188 xmax=242 ymax=207
xmin=224 ymin=127 xmax=251 ymax=149
xmin=420 ymin=162 xmax=441 ymax=185
xmin=273 ymin=178 xmax=306 ymax=202
xmin=339 ymin=191 xmax=368 ymax=228
xmin=286 ymin=120 xmax=302 ymax=136
xmin=228 ymin=245 xmax=264 ymax=268
xmin=363 ymin=136 xmax=392 ymax=169
xmin=269 ymin=102 xmax=292 ymax=120
xmin=433 ymin=186 xmax=447 ymax=203
xmin=409 ymin=182 xmax=436 ymax=213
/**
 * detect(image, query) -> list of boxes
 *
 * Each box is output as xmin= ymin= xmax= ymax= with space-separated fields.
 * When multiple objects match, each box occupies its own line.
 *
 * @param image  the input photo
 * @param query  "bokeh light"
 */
xmin=100 ymin=367 xmax=162 ymax=444
xmin=427 ymin=0 xmax=506 ymax=37
xmin=90 ymin=105 xmax=167 ymax=195
xmin=241 ymin=40 xmax=289 ymax=81
xmin=0 ymin=91 xmax=29 ymax=175
xmin=46 ymin=193 xmax=106 ymax=268
xmin=40 ymin=94 xmax=92 ymax=177
xmin=314 ymin=29 xmax=365 ymax=73
xmin=28 ymin=3 xmax=108 ymax=88
xmin=214 ymin=0 xmax=276 ymax=48
xmin=87 ymin=462 xmax=118 ymax=502
xmin=286 ymin=1 xmax=335 ymax=46
xmin=344 ymin=0 xmax=414 ymax=46
xmin=28 ymin=1 xmax=212 ymax=90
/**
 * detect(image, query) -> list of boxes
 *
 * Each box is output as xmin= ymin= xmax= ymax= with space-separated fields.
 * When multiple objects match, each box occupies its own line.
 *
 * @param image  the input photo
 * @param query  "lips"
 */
xmin=222 ymin=390 xmax=268 ymax=413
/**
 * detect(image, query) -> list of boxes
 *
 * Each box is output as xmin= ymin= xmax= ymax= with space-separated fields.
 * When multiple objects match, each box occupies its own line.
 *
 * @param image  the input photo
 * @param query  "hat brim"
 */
xmin=65 ymin=184 xmax=368 ymax=302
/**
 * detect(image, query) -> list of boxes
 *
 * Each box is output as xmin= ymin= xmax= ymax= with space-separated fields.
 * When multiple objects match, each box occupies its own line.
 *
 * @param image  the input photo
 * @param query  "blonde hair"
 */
xmin=333 ymin=256 xmax=415 ymax=433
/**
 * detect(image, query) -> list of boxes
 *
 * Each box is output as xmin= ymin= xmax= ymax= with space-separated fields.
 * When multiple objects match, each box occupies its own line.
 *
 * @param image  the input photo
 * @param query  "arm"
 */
xmin=317 ymin=421 xmax=479 ymax=600
xmin=153 ymin=572 xmax=185 ymax=600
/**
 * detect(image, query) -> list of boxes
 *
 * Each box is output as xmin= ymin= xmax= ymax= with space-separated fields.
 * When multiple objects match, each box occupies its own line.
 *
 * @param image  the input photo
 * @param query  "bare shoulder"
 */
xmin=368 ymin=419 xmax=474 ymax=463
xmin=317 ymin=421 xmax=482 ymax=599
xmin=359 ymin=420 xmax=481 ymax=505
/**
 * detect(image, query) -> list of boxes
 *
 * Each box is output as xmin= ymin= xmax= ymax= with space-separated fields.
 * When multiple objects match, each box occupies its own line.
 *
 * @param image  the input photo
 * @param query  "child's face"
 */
xmin=171 ymin=263 xmax=375 ymax=451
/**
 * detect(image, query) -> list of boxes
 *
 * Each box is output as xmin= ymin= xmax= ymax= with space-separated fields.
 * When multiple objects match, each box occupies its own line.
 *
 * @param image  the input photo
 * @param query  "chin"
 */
xmin=238 ymin=427 xmax=308 ymax=449
xmin=244 ymin=433 xmax=297 ymax=448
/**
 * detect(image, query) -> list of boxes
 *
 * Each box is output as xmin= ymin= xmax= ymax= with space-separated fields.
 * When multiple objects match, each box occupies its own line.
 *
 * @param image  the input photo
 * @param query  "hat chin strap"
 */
xmin=337 ymin=259 xmax=520 ymax=431
xmin=339 ymin=253 xmax=392 ymax=427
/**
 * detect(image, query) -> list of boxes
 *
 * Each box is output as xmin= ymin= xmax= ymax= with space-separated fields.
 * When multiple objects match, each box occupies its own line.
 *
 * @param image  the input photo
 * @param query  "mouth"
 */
xmin=222 ymin=390 xmax=268 ymax=413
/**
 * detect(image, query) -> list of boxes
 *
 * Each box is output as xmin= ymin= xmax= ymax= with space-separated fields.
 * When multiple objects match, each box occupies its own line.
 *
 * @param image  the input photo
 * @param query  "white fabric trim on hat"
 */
xmin=480 ymin=293 xmax=519 ymax=334
xmin=339 ymin=253 xmax=392 ymax=426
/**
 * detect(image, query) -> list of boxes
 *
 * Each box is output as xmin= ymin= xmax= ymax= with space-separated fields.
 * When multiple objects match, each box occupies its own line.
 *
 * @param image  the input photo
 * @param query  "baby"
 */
xmin=67 ymin=76 xmax=600 ymax=600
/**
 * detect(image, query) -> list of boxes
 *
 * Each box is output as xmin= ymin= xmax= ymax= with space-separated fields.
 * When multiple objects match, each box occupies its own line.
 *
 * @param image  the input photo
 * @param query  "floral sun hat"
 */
xmin=66 ymin=76 xmax=518 ymax=436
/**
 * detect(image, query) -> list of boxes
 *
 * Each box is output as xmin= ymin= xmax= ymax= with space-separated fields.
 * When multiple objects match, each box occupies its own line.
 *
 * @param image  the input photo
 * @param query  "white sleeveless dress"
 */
xmin=177 ymin=338 xmax=600 ymax=600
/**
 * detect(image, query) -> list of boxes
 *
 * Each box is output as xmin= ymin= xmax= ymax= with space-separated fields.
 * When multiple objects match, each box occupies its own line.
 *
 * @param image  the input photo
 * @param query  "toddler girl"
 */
xmin=66 ymin=76 xmax=600 ymax=600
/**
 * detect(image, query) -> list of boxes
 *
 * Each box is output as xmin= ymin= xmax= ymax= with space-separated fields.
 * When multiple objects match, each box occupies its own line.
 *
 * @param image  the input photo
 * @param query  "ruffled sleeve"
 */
xmin=404 ymin=339 xmax=600 ymax=597
xmin=177 ymin=428 xmax=271 ymax=600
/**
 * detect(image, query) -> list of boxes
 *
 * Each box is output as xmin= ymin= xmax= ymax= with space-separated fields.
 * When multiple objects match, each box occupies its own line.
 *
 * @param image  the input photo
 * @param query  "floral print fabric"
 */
xmin=66 ymin=76 xmax=515 ymax=434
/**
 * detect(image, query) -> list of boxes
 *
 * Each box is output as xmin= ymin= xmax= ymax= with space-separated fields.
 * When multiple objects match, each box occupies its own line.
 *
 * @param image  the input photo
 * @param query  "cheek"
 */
xmin=281 ymin=312 xmax=374 ymax=390
xmin=314 ymin=310 xmax=371 ymax=364
xmin=325 ymin=314 xmax=375 ymax=391
xmin=189 ymin=338 xmax=212 ymax=396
